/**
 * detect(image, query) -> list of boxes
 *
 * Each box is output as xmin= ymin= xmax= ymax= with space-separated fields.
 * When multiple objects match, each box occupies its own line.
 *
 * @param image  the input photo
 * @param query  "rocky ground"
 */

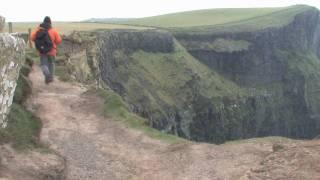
xmin=2 ymin=66 xmax=320 ymax=180
xmin=0 ymin=144 xmax=65 ymax=180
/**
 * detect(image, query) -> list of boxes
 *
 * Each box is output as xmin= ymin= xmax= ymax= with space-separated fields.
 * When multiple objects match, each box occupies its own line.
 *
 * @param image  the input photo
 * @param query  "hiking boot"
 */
xmin=48 ymin=77 xmax=54 ymax=83
xmin=45 ymin=77 xmax=53 ymax=84
xmin=45 ymin=77 xmax=50 ymax=84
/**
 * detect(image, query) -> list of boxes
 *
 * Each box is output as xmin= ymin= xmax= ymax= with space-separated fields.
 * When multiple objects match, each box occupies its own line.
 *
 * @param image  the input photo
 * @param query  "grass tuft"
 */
xmin=0 ymin=103 xmax=42 ymax=150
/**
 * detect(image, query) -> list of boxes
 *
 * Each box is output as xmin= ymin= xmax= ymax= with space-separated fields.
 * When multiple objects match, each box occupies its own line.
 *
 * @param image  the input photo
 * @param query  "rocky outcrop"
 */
xmin=0 ymin=21 xmax=25 ymax=127
xmin=57 ymin=32 xmax=100 ymax=85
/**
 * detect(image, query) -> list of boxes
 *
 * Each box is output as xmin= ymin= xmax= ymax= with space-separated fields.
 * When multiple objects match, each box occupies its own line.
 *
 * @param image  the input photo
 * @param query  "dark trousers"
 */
xmin=40 ymin=55 xmax=55 ymax=80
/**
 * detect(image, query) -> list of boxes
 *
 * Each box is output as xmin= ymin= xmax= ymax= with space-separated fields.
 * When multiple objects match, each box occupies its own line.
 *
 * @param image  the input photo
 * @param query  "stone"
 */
xmin=0 ymin=16 xmax=4 ymax=32
xmin=0 ymin=31 xmax=25 ymax=128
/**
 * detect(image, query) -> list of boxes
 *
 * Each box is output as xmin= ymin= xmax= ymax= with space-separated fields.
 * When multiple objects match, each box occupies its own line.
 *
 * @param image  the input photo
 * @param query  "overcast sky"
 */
xmin=1 ymin=0 xmax=320 ymax=22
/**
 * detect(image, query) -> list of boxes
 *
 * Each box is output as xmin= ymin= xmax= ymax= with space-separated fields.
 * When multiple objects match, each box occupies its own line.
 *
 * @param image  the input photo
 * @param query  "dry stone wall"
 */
xmin=0 ymin=16 xmax=4 ymax=32
xmin=0 ymin=16 xmax=25 ymax=128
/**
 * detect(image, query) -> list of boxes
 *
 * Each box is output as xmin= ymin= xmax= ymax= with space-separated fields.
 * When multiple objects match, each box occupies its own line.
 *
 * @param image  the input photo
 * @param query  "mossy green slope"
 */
xmin=108 ymin=40 xmax=242 ymax=120
xmin=94 ymin=30 xmax=246 ymax=140
xmin=128 ymin=41 xmax=242 ymax=102
xmin=95 ymin=88 xmax=185 ymax=144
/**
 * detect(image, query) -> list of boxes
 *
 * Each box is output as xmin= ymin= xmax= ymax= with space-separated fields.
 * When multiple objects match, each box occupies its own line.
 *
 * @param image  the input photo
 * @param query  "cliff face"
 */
xmin=176 ymin=8 xmax=320 ymax=86
xmin=0 ymin=16 xmax=25 ymax=128
xmin=94 ymin=30 xmax=241 ymax=136
xmin=175 ymin=7 xmax=320 ymax=141
xmin=62 ymin=7 xmax=320 ymax=144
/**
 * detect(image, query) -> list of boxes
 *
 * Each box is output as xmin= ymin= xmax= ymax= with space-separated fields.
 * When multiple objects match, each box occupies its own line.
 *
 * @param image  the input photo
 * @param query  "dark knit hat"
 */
xmin=43 ymin=16 xmax=51 ymax=24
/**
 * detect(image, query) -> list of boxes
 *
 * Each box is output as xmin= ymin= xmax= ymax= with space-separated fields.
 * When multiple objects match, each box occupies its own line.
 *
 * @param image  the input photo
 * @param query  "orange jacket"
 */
xmin=31 ymin=27 xmax=62 ymax=56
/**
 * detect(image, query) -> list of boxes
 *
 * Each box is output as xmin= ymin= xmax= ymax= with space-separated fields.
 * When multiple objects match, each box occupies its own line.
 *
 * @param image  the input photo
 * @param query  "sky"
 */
xmin=1 ymin=0 xmax=320 ymax=22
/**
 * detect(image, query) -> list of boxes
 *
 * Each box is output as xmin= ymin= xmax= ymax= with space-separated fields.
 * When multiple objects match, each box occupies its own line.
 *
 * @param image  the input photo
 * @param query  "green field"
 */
xmin=3 ymin=22 xmax=148 ymax=35
xmin=5 ymin=5 xmax=313 ymax=35
xmin=174 ymin=5 xmax=313 ymax=34
xmin=119 ymin=5 xmax=313 ymax=34
xmin=121 ymin=7 xmax=285 ymax=28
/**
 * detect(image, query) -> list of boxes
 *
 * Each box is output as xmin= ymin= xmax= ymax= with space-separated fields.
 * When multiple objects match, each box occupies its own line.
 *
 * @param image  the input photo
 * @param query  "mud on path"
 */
xmin=29 ymin=66 xmax=320 ymax=180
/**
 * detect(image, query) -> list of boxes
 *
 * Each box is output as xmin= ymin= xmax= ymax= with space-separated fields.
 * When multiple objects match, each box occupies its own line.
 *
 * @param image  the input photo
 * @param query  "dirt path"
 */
xmin=29 ymin=66 xmax=318 ymax=180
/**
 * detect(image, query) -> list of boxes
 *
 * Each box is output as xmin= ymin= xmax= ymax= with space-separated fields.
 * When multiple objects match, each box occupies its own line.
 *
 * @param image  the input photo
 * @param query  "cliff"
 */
xmin=174 ymin=6 xmax=320 ymax=141
xmin=61 ymin=6 xmax=320 ymax=144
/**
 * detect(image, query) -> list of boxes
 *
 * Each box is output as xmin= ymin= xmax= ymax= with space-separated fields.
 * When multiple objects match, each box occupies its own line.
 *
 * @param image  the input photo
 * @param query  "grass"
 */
xmin=25 ymin=48 xmax=39 ymax=64
xmin=95 ymin=38 xmax=245 ymax=143
xmin=105 ymin=40 xmax=243 ymax=132
xmin=0 ymin=63 xmax=41 ymax=150
xmin=95 ymin=88 xmax=186 ymax=144
xmin=225 ymin=136 xmax=293 ymax=145
xmin=3 ymin=22 xmax=149 ymax=35
xmin=174 ymin=5 xmax=313 ymax=34
xmin=0 ymin=51 xmax=45 ymax=151
xmin=179 ymin=38 xmax=251 ymax=52
xmin=119 ymin=5 xmax=313 ymax=34
xmin=282 ymin=50 xmax=320 ymax=116
xmin=55 ymin=65 xmax=73 ymax=82
xmin=121 ymin=7 xmax=285 ymax=28
xmin=129 ymin=41 xmax=243 ymax=100
xmin=5 ymin=5 xmax=312 ymax=36
xmin=0 ymin=103 xmax=42 ymax=150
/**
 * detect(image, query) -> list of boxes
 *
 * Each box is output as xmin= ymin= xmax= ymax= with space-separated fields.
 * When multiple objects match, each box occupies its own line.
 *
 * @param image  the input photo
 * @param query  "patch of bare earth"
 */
xmin=0 ymin=145 xmax=65 ymax=180
xmin=25 ymin=66 xmax=320 ymax=180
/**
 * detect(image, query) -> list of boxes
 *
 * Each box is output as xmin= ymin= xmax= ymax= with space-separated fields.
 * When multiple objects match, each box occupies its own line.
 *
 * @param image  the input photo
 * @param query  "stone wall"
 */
xmin=0 ymin=16 xmax=25 ymax=128
xmin=0 ymin=16 xmax=4 ymax=32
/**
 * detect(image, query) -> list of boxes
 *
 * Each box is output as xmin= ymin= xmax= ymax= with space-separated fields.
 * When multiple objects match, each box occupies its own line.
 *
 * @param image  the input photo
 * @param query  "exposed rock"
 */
xmin=0 ymin=33 xmax=25 ymax=128
xmin=96 ymin=29 xmax=174 ymax=53
xmin=57 ymin=32 xmax=100 ymax=84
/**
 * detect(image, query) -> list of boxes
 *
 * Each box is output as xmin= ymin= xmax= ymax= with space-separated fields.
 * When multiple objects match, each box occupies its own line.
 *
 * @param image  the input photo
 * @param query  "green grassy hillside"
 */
xmin=122 ymin=7 xmax=284 ymax=28
xmin=3 ymin=22 xmax=148 ymax=35
xmin=174 ymin=5 xmax=314 ymax=34
xmin=120 ymin=5 xmax=313 ymax=33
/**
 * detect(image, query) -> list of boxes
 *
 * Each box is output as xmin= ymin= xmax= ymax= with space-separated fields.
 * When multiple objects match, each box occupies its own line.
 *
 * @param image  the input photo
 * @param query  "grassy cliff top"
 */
xmin=3 ymin=22 xmax=149 ymax=35
xmin=119 ymin=5 xmax=314 ymax=34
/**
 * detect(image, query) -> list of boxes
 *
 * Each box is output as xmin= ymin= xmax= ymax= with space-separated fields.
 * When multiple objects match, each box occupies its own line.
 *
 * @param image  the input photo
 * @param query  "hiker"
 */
xmin=31 ymin=16 xmax=62 ymax=84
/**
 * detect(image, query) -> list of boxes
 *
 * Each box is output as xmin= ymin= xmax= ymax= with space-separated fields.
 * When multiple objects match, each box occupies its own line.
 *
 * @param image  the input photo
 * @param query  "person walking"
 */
xmin=31 ymin=16 xmax=62 ymax=84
